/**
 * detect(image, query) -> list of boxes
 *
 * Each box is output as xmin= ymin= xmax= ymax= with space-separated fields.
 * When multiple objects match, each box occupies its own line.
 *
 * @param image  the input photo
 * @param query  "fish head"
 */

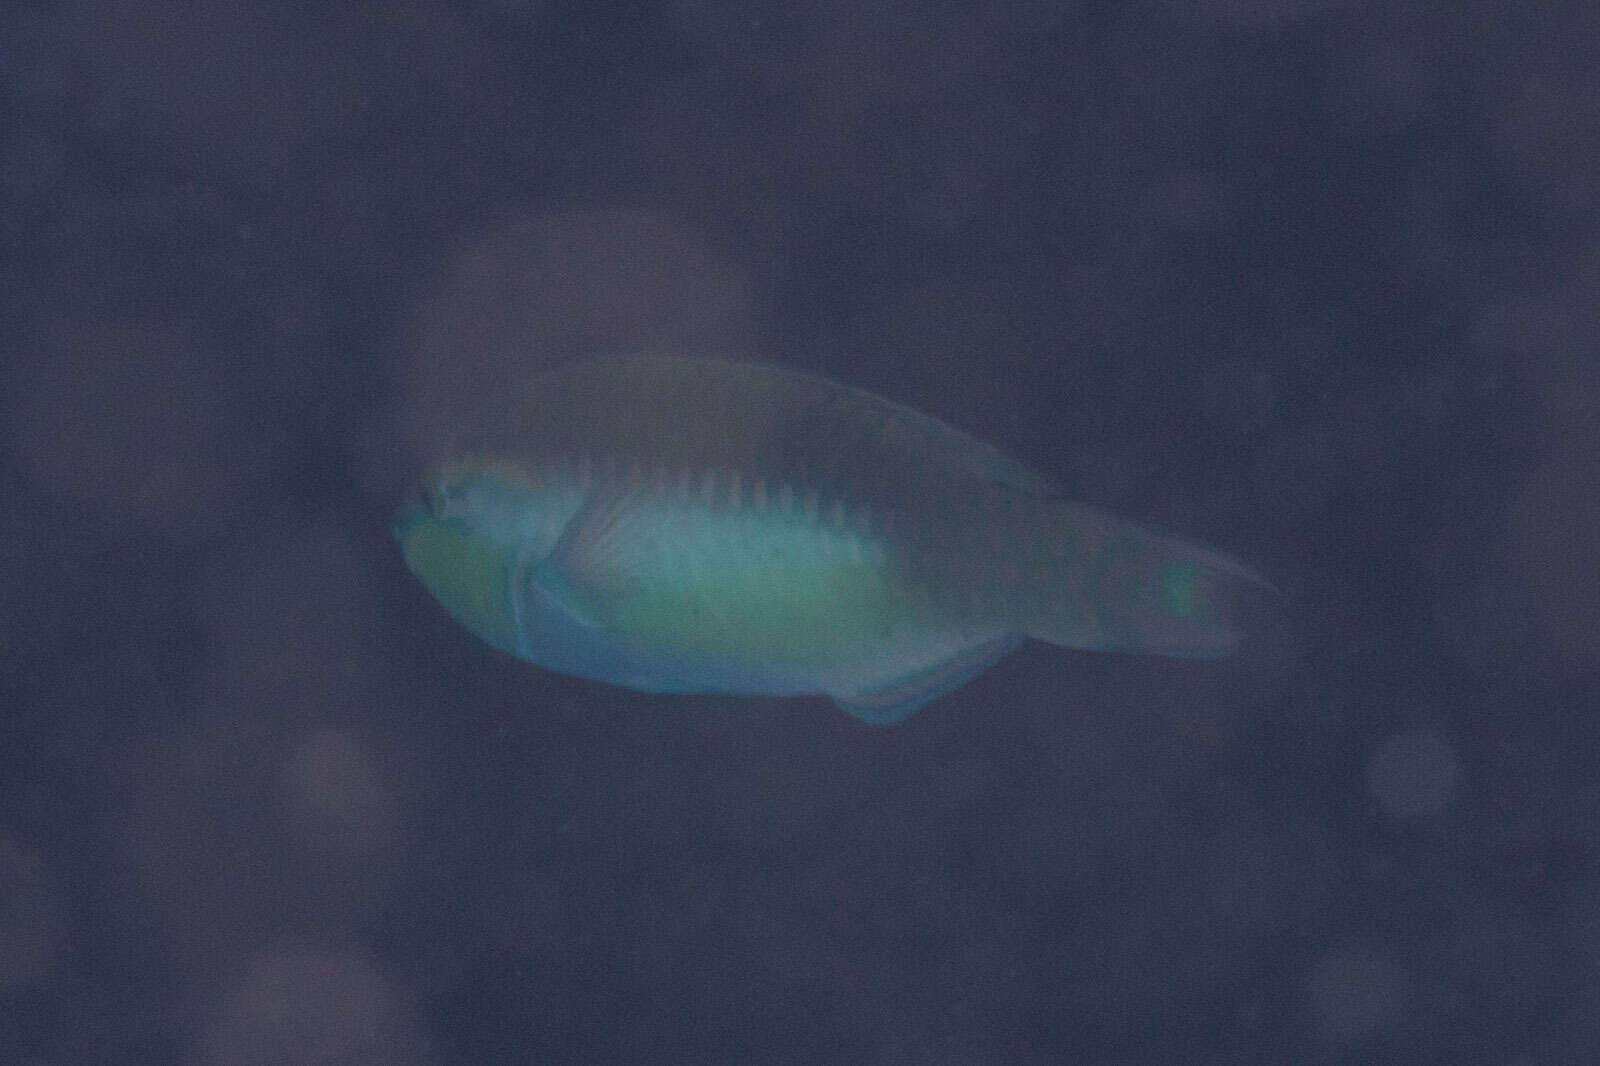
xmin=393 ymin=458 xmax=574 ymax=657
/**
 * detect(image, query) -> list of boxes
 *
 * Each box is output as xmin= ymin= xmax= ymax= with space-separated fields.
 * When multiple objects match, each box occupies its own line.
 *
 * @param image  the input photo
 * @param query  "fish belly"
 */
xmin=518 ymin=490 xmax=1010 ymax=712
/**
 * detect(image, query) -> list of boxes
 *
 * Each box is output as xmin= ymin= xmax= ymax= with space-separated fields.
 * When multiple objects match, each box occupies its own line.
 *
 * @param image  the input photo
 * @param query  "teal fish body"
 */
xmin=395 ymin=355 xmax=1269 ymax=724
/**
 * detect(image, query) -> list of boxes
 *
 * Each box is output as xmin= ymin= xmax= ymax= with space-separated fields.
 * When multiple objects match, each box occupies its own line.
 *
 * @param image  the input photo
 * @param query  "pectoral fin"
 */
xmin=529 ymin=485 xmax=650 ymax=631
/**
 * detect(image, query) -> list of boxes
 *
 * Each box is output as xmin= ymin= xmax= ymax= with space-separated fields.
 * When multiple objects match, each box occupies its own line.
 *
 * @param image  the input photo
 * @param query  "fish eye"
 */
xmin=424 ymin=478 xmax=468 ymax=517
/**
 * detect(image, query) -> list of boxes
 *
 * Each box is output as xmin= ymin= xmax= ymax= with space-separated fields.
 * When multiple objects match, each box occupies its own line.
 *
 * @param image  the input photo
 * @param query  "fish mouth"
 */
xmin=391 ymin=489 xmax=427 ymax=543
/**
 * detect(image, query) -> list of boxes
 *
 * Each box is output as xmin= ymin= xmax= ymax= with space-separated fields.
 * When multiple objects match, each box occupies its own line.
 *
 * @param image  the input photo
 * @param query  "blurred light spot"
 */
xmin=1570 ymin=788 xmax=1600 ymax=876
xmin=1571 ymin=883 xmax=1600 ymax=972
xmin=279 ymin=731 xmax=400 ymax=862
xmin=1138 ymin=168 xmax=1240 ymax=235
xmin=1475 ymin=264 xmax=1600 ymax=427
xmin=0 ymin=835 xmax=60 ymax=991
xmin=674 ymin=1 xmax=1006 ymax=134
xmin=1195 ymin=354 xmax=1283 ymax=436
xmin=194 ymin=945 xmax=430 ymax=1066
xmin=195 ymin=520 xmax=392 ymax=716
xmin=4 ymin=323 xmax=271 ymax=541
xmin=1496 ymin=55 xmax=1600 ymax=220
xmin=1507 ymin=452 xmax=1600 ymax=667
xmin=1457 ymin=273 xmax=1600 ymax=673
xmin=1202 ymin=0 xmax=1351 ymax=27
xmin=72 ymin=0 xmax=477 ymax=196
xmin=476 ymin=0 xmax=545 ymax=20
xmin=1308 ymin=948 xmax=1406 ymax=1043
xmin=1552 ymin=983 xmax=1600 ymax=1063
xmin=1199 ymin=826 xmax=1294 ymax=943
xmin=1 ymin=125 xmax=63 ymax=197
xmin=1324 ymin=18 xmax=1447 ymax=135
xmin=1367 ymin=729 xmax=1459 ymax=822
xmin=392 ymin=207 xmax=757 ymax=479
xmin=832 ymin=282 xmax=1035 ymax=447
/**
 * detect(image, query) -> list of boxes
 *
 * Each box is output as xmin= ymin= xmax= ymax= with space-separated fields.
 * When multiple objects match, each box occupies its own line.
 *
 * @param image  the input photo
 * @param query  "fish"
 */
xmin=393 ymin=354 xmax=1271 ymax=725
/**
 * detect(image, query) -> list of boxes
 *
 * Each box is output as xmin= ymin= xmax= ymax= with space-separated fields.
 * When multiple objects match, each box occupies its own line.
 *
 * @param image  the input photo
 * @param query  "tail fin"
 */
xmin=1022 ymin=502 xmax=1275 ymax=659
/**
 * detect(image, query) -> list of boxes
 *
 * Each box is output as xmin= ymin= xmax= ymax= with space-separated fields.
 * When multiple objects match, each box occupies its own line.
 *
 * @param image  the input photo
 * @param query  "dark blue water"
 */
xmin=4 ymin=2 xmax=1594 ymax=1062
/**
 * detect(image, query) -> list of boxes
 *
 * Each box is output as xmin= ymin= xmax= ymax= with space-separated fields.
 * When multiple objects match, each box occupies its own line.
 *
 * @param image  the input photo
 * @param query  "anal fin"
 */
xmin=832 ymin=634 xmax=1023 ymax=726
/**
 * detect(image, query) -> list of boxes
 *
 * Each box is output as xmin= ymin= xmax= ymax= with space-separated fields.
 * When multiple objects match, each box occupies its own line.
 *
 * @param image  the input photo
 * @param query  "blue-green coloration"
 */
xmin=395 ymin=355 xmax=1270 ymax=724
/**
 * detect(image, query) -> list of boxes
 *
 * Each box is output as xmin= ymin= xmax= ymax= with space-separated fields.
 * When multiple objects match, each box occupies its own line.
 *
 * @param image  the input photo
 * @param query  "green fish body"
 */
xmin=395 ymin=355 xmax=1269 ymax=724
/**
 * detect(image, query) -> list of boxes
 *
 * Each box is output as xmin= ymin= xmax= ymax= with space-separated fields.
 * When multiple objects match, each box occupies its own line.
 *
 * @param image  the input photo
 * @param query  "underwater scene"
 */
xmin=3 ymin=2 xmax=1595 ymax=1062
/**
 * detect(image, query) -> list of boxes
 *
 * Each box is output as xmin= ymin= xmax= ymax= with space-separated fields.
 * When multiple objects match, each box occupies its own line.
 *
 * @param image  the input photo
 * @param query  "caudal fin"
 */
xmin=1023 ymin=504 xmax=1276 ymax=659
xmin=1121 ymin=536 xmax=1277 ymax=658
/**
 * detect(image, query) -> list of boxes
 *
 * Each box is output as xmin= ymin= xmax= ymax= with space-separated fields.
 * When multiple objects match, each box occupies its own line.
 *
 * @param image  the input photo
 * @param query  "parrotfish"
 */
xmin=394 ymin=355 xmax=1270 ymax=725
